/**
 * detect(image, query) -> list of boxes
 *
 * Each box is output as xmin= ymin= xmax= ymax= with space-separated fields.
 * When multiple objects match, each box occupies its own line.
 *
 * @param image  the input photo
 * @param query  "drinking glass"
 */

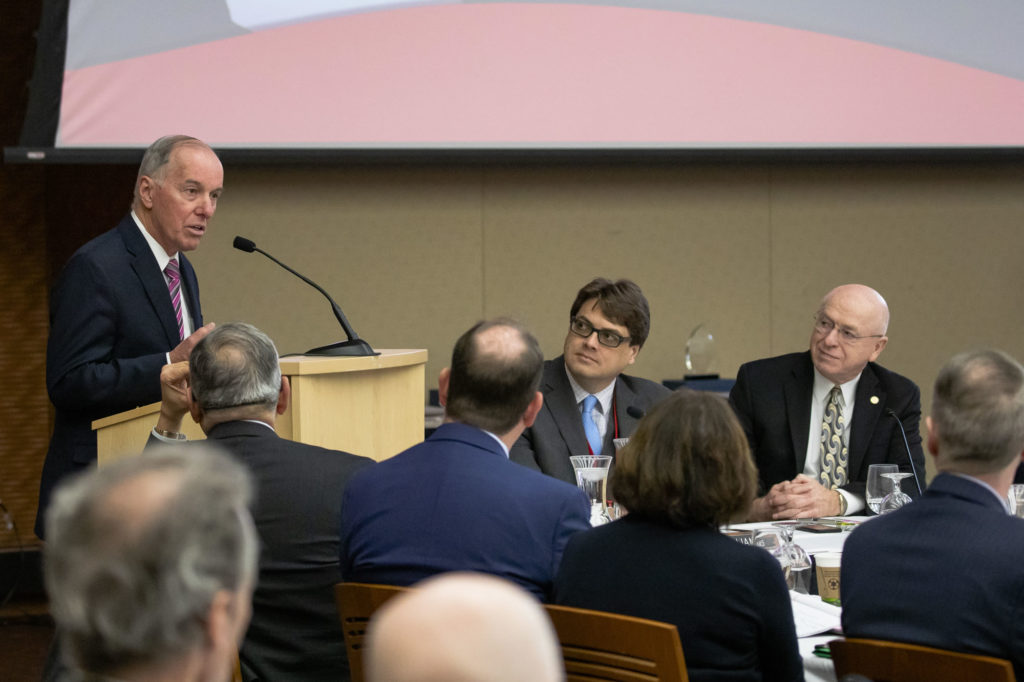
xmin=771 ymin=523 xmax=813 ymax=594
xmin=569 ymin=455 xmax=613 ymax=526
xmin=878 ymin=472 xmax=915 ymax=514
xmin=866 ymin=464 xmax=899 ymax=515
xmin=754 ymin=528 xmax=807 ymax=591
xmin=1011 ymin=484 xmax=1024 ymax=519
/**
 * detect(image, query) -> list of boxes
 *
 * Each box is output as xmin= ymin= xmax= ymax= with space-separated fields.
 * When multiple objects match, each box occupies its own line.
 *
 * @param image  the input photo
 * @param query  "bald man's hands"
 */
xmin=766 ymin=475 xmax=843 ymax=519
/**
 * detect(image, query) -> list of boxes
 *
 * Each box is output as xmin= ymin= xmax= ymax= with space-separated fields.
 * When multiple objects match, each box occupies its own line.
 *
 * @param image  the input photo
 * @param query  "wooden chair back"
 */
xmin=830 ymin=637 xmax=1017 ymax=682
xmin=334 ymin=582 xmax=408 ymax=682
xmin=544 ymin=603 xmax=688 ymax=681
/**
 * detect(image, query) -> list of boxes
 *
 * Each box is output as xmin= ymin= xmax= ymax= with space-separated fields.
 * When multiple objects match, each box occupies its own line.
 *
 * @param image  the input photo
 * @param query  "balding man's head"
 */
xmin=442 ymin=318 xmax=544 ymax=435
xmin=366 ymin=573 xmax=564 ymax=682
xmin=810 ymin=284 xmax=890 ymax=384
xmin=930 ymin=348 xmax=1024 ymax=475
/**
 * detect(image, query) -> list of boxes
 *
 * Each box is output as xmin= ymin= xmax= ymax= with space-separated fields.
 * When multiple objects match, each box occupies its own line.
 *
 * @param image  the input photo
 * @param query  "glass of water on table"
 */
xmin=866 ymin=464 xmax=899 ymax=514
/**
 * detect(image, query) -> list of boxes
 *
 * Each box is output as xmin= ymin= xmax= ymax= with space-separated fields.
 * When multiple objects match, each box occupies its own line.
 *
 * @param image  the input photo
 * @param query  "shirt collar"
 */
xmin=565 ymin=365 xmax=615 ymax=414
xmin=812 ymin=366 xmax=860 ymax=410
xmin=131 ymin=209 xmax=177 ymax=271
xmin=481 ymin=429 xmax=510 ymax=457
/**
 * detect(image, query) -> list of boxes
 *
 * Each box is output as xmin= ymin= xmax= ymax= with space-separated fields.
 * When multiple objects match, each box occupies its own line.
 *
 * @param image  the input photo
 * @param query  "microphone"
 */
xmin=626 ymin=405 xmax=645 ymax=420
xmin=886 ymin=408 xmax=923 ymax=496
xmin=233 ymin=236 xmax=378 ymax=357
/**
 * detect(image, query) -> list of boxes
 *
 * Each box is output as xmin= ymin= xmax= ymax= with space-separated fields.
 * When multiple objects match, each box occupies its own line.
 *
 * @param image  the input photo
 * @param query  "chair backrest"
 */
xmin=830 ymin=637 xmax=1017 ymax=682
xmin=334 ymin=582 xmax=409 ymax=682
xmin=543 ymin=603 xmax=688 ymax=682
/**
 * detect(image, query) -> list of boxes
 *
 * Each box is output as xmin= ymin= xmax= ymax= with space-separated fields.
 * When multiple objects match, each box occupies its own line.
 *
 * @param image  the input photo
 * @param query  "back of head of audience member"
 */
xmin=44 ymin=446 xmax=258 ymax=682
xmin=930 ymin=348 xmax=1024 ymax=476
xmin=612 ymin=389 xmax=757 ymax=527
xmin=189 ymin=321 xmax=282 ymax=424
xmin=365 ymin=572 xmax=564 ymax=682
xmin=442 ymin=318 xmax=544 ymax=436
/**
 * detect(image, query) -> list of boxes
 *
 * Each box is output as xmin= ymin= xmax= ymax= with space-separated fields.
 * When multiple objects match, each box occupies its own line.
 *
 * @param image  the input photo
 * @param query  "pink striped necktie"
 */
xmin=165 ymin=258 xmax=185 ymax=341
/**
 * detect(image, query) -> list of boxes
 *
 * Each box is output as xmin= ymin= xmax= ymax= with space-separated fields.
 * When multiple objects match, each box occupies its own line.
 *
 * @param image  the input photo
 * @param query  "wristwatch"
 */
xmin=835 ymin=489 xmax=848 ymax=516
xmin=153 ymin=427 xmax=187 ymax=441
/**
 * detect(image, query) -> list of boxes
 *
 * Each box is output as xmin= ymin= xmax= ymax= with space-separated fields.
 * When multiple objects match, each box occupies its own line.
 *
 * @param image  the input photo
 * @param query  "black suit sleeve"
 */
xmin=509 ymin=431 xmax=542 ymax=472
xmin=46 ymin=252 xmax=167 ymax=416
xmin=728 ymin=363 xmax=771 ymax=493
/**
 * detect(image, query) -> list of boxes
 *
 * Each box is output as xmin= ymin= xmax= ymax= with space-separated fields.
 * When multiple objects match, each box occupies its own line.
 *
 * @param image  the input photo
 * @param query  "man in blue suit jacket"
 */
xmin=38 ymin=135 xmax=222 ymax=537
xmin=340 ymin=319 xmax=591 ymax=601
xmin=842 ymin=348 xmax=1024 ymax=679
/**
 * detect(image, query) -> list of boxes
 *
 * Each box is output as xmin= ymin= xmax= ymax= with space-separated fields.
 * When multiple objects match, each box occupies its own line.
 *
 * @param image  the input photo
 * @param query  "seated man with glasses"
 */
xmin=729 ymin=283 xmax=925 ymax=520
xmin=510 ymin=278 xmax=671 ymax=484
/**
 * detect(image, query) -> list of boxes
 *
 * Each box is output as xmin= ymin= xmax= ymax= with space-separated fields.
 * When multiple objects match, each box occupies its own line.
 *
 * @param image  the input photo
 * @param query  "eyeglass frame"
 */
xmin=812 ymin=313 xmax=884 ymax=345
xmin=569 ymin=316 xmax=632 ymax=348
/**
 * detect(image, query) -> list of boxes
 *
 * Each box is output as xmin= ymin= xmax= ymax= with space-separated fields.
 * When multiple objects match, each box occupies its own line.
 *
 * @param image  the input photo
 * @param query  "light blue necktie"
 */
xmin=582 ymin=394 xmax=603 ymax=456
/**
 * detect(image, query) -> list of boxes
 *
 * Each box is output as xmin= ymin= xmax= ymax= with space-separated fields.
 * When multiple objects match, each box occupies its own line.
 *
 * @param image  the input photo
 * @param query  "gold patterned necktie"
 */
xmin=818 ymin=386 xmax=848 ymax=489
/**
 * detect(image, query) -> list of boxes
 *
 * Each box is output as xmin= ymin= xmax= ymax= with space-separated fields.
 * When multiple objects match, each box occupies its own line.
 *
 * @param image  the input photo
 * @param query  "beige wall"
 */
xmin=191 ymin=160 xmax=1024 ymax=478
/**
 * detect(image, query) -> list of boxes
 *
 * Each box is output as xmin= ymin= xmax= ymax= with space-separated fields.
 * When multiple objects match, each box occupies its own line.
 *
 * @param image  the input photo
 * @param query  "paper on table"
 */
xmin=790 ymin=591 xmax=842 ymax=637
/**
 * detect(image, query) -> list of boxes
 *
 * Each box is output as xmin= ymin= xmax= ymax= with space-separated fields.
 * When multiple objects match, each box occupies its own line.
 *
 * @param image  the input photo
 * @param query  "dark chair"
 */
xmin=830 ymin=637 xmax=1016 ymax=682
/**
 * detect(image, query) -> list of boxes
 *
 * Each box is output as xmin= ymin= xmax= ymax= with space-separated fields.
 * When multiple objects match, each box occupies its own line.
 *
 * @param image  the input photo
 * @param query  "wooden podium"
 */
xmin=92 ymin=349 xmax=427 ymax=464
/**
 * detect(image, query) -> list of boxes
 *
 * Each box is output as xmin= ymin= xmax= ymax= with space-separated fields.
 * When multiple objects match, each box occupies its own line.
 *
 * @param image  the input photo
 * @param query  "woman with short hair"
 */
xmin=554 ymin=389 xmax=803 ymax=682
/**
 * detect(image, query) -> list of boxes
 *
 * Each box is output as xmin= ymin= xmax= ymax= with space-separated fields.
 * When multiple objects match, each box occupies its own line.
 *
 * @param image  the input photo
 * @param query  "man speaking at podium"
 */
xmin=37 ymin=135 xmax=220 ymax=538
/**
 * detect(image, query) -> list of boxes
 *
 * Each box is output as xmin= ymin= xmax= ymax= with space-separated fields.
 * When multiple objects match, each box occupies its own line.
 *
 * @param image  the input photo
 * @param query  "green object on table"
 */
xmin=812 ymin=644 xmax=831 ymax=659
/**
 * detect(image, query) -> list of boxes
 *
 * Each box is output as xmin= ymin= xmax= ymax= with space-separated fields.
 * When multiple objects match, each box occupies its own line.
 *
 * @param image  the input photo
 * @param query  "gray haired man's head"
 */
xmin=44 ymin=445 xmax=258 ymax=677
xmin=189 ymin=322 xmax=281 ymax=414
xmin=930 ymin=348 xmax=1024 ymax=475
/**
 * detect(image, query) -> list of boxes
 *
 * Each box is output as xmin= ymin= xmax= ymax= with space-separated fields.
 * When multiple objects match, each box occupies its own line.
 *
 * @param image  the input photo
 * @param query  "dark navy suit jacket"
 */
xmin=729 ymin=351 xmax=925 ymax=498
xmin=39 ymin=215 xmax=201 ymax=536
xmin=510 ymin=355 xmax=671 ymax=485
xmin=340 ymin=422 xmax=590 ymax=601
xmin=555 ymin=515 xmax=804 ymax=682
xmin=841 ymin=473 xmax=1024 ymax=679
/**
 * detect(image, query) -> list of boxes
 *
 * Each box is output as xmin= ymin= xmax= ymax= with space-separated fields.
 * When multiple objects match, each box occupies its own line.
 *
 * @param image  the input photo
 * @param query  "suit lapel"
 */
xmin=178 ymin=253 xmax=203 ymax=330
xmin=608 ymin=378 xmax=639 ymax=456
xmin=784 ymin=355 xmax=814 ymax=474
xmin=849 ymin=363 xmax=884 ymax=477
xmin=546 ymin=359 xmax=591 ymax=457
xmin=119 ymin=218 xmax=182 ymax=348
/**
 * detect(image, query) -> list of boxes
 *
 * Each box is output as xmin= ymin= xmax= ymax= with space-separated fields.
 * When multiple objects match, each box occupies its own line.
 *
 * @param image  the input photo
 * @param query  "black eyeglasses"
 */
xmin=570 ymin=317 xmax=632 ymax=348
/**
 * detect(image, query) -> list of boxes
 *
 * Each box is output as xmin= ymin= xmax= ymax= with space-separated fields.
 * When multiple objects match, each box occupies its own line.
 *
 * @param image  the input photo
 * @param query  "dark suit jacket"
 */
xmin=510 ymin=356 xmax=672 ymax=485
xmin=38 ymin=215 xmax=201 ymax=537
xmin=149 ymin=421 xmax=374 ymax=682
xmin=728 ymin=351 xmax=925 ymax=498
xmin=554 ymin=516 xmax=804 ymax=682
xmin=340 ymin=422 xmax=590 ymax=601
xmin=841 ymin=473 xmax=1024 ymax=679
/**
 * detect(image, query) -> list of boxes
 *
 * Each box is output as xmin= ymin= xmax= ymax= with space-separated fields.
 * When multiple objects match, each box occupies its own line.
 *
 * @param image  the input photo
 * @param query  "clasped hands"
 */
xmin=750 ymin=474 xmax=842 ymax=521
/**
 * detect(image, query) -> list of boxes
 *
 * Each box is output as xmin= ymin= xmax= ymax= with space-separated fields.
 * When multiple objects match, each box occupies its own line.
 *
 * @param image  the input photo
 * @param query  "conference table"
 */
xmin=726 ymin=517 xmax=875 ymax=682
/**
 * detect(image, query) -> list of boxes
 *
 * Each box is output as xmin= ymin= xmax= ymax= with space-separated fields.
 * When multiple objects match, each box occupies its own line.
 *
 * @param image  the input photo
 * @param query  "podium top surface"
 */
xmin=278 ymin=348 xmax=427 ymax=375
xmin=92 ymin=349 xmax=427 ymax=430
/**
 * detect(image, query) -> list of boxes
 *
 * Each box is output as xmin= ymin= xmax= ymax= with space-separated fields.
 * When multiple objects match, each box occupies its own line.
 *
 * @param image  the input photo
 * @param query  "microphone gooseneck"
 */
xmin=232 ymin=235 xmax=377 ymax=357
xmin=885 ymin=408 xmax=923 ymax=496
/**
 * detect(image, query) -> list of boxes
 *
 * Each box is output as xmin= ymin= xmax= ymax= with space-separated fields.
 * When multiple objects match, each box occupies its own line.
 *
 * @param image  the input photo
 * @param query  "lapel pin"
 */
xmin=870 ymin=396 xmax=879 ymax=405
